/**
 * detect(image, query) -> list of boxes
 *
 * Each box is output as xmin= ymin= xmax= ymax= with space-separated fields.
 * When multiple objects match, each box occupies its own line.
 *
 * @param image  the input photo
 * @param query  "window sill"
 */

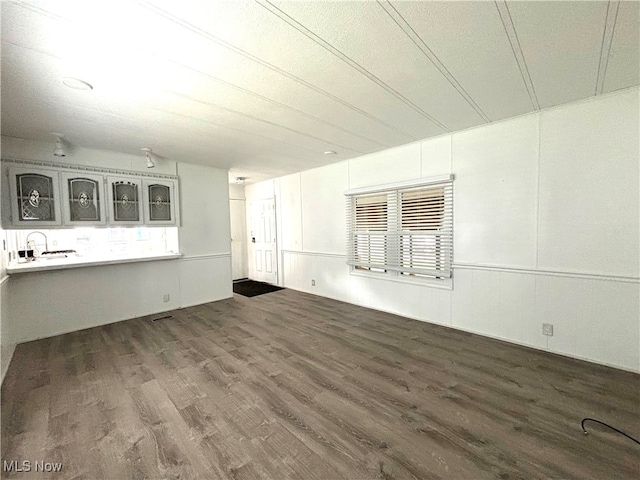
xmin=6 ymin=252 xmax=181 ymax=275
xmin=349 ymin=269 xmax=453 ymax=290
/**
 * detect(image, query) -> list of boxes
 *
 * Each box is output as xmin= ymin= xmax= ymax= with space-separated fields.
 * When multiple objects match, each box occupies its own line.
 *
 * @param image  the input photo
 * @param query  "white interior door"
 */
xmin=230 ymin=199 xmax=248 ymax=280
xmin=248 ymin=198 xmax=277 ymax=284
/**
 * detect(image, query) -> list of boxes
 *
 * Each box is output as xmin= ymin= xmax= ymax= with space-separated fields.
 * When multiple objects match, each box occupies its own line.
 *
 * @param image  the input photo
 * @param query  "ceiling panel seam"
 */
xmin=138 ymin=1 xmax=417 ymax=142
xmin=256 ymin=0 xmax=449 ymax=132
xmin=379 ymin=0 xmax=491 ymax=123
xmin=595 ymin=0 xmax=620 ymax=95
xmin=33 ymin=82 xmax=358 ymax=159
xmin=160 ymin=58 xmax=392 ymax=150
xmin=3 ymin=39 xmax=365 ymax=156
xmin=6 ymin=3 xmax=390 ymax=152
xmin=166 ymin=90 xmax=365 ymax=154
xmin=6 ymin=0 xmax=63 ymax=21
xmin=494 ymin=0 xmax=540 ymax=110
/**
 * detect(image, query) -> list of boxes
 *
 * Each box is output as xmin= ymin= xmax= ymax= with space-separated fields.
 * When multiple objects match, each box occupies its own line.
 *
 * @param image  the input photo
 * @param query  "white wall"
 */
xmin=0 ymin=141 xmax=13 ymax=382
xmin=176 ymin=161 xmax=232 ymax=308
xmin=247 ymin=87 xmax=640 ymax=372
xmin=0 ymin=275 xmax=11 ymax=384
xmin=0 ymin=137 xmax=232 ymax=346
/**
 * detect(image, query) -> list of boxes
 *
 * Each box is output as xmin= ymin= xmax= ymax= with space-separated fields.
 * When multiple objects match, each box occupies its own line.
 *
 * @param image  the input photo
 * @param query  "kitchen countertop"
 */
xmin=6 ymin=252 xmax=182 ymax=274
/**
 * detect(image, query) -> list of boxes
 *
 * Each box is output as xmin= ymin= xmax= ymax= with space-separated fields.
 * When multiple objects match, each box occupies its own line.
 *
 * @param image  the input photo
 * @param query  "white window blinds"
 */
xmin=346 ymin=177 xmax=453 ymax=279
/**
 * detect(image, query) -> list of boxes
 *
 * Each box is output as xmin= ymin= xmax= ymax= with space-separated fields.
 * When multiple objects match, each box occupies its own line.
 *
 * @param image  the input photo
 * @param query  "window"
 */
xmin=346 ymin=176 xmax=453 ymax=279
xmin=353 ymin=192 xmax=388 ymax=272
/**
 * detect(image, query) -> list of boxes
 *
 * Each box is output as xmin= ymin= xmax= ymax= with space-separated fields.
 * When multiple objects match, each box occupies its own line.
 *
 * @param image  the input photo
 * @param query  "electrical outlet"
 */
xmin=542 ymin=323 xmax=554 ymax=336
xmin=163 ymin=294 xmax=170 ymax=303
xmin=311 ymin=279 xmax=315 ymax=286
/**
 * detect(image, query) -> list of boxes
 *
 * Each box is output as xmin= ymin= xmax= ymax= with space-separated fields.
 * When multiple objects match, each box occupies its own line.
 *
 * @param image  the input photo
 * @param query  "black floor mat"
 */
xmin=233 ymin=279 xmax=284 ymax=297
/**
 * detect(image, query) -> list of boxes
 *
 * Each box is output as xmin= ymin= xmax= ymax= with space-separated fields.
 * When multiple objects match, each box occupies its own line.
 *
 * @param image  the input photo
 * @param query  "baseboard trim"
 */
xmin=179 ymin=294 xmax=233 ymax=310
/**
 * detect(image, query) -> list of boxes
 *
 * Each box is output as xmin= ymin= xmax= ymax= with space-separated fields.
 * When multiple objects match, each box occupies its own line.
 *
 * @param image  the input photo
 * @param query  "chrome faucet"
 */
xmin=26 ymin=231 xmax=49 ymax=254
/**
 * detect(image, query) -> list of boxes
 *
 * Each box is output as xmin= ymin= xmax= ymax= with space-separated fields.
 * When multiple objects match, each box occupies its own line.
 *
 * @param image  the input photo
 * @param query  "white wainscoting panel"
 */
xmin=7 ymin=259 xmax=181 ymax=344
xmin=541 ymin=275 xmax=639 ymax=371
xmin=351 ymin=272 xmax=424 ymax=320
xmin=471 ymin=269 xmax=502 ymax=337
xmin=0 ymin=275 xmax=15 ymax=385
xmin=282 ymin=251 xmax=352 ymax=304
xmin=451 ymin=266 xmax=638 ymax=370
xmin=450 ymin=268 xmax=475 ymax=333
xmin=497 ymin=272 xmax=538 ymax=346
xmin=179 ymin=254 xmax=233 ymax=309
xmin=420 ymin=283 xmax=452 ymax=326
xmin=457 ymin=268 xmax=536 ymax=348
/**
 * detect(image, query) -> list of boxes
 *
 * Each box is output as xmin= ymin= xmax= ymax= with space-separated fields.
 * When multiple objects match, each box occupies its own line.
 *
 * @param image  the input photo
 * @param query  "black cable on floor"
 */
xmin=581 ymin=418 xmax=640 ymax=445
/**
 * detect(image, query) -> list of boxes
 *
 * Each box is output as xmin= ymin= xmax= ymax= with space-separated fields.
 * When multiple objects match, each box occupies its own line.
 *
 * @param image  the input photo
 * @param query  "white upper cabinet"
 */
xmin=3 ymin=161 xmax=179 ymax=228
xmin=142 ymin=179 xmax=179 ymax=226
xmin=60 ymin=172 xmax=107 ymax=226
xmin=8 ymin=166 xmax=62 ymax=227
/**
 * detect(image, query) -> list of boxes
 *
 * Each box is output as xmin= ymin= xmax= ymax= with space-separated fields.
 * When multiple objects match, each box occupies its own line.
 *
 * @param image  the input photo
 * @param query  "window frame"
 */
xmin=346 ymin=175 xmax=453 ymax=284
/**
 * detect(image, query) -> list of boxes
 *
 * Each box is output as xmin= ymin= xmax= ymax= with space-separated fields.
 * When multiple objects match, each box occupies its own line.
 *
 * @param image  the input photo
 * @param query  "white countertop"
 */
xmin=7 ymin=252 xmax=182 ymax=274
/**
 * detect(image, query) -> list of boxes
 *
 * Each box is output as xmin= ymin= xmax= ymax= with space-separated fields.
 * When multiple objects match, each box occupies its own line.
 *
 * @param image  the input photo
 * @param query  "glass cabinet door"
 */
xmin=143 ymin=179 xmax=178 ymax=225
xmin=149 ymin=184 xmax=171 ymax=221
xmin=107 ymin=176 xmax=142 ymax=224
xmin=8 ymin=167 xmax=62 ymax=227
xmin=61 ymin=172 xmax=106 ymax=225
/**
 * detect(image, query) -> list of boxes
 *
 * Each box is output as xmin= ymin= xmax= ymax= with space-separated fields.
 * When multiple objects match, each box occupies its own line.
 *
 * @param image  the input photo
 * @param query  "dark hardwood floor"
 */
xmin=2 ymin=289 xmax=639 ymax=479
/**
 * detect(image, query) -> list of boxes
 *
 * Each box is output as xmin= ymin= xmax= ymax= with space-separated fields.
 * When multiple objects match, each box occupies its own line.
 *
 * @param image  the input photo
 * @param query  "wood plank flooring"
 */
xmin=2 ymin=289 xmax=639 ymax=479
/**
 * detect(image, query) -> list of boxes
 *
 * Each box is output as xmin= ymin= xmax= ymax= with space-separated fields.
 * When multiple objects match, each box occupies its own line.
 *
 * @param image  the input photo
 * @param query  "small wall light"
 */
xmin=141 ymin=147 xmax=155 ymax=168
xmin=53 ymin=134 xmax=66 ymax=157
xmin=235 ymin=177 xmax=246 ymax=184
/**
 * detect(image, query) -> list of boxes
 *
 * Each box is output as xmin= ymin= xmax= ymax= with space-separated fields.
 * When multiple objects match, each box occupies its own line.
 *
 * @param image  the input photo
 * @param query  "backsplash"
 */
xmin=7 ymin=226 xmax=179 ymax=262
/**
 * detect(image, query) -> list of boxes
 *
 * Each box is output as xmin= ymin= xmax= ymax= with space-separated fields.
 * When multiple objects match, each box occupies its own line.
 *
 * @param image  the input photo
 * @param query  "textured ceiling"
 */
xmin=1 ymin=1 xmax=638 ymax=184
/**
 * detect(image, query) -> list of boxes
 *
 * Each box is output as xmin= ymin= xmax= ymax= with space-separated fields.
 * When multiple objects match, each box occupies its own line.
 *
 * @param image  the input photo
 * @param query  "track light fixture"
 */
xmin=52 ymin=134 xmax=66 ymax=157
xmin=141 ymin=147 xmax=155 ymax=168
